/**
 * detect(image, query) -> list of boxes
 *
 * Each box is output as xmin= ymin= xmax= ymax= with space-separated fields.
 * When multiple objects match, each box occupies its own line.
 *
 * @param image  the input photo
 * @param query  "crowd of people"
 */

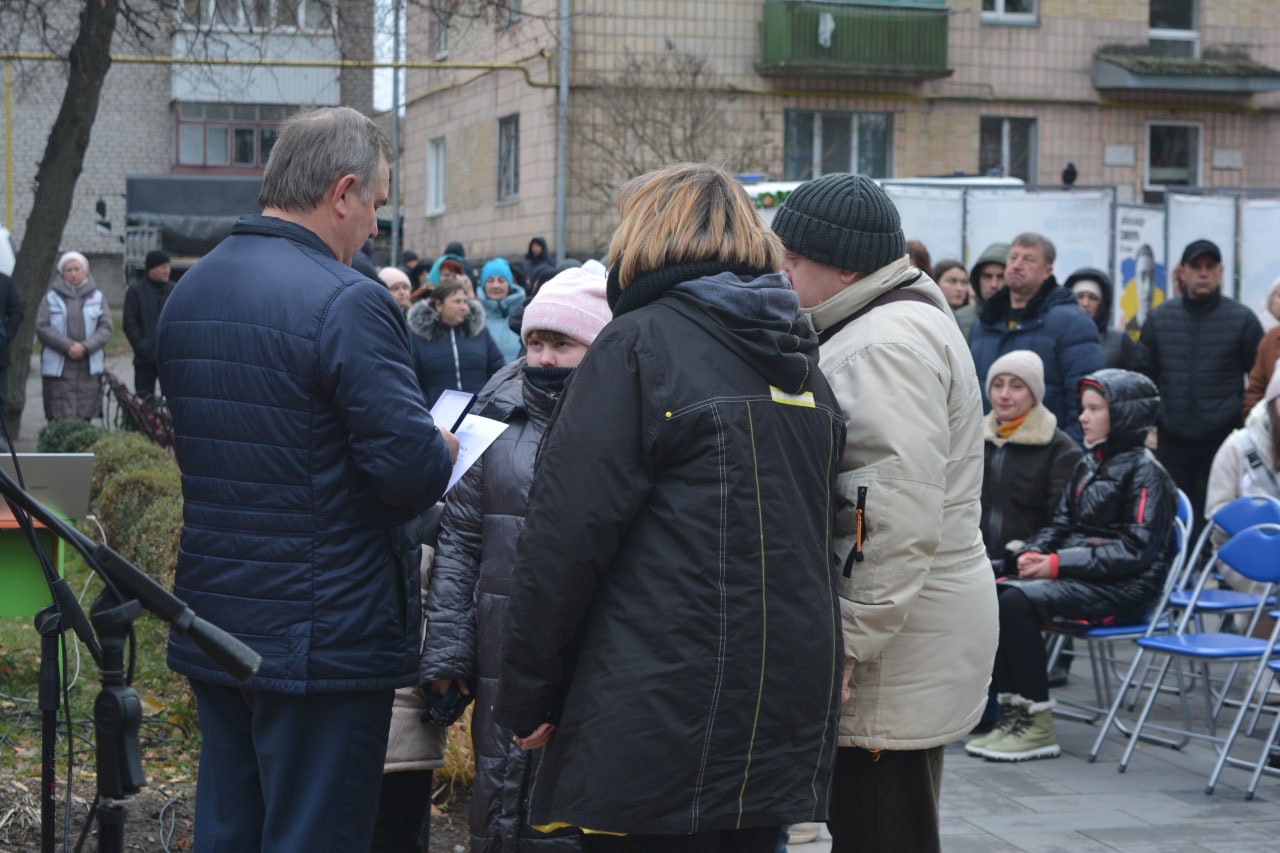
xmin=21 ymin=104 xmax=1276 ymax=852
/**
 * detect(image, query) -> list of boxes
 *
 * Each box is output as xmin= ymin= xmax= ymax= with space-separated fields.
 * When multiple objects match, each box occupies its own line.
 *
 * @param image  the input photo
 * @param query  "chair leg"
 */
xmin=1090 ymin=647 xmax=1146 ymax=762
xmin=1205 ymin=661 xmax=1272 ymax=795
xmin=1246 ymin=695 xmax=1280 ymax=800
xmin=1120 ymin=654 xmax=1174 ymax=772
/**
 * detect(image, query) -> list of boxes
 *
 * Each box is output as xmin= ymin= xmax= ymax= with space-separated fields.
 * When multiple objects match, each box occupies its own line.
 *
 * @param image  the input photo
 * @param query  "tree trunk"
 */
xmin=6 ymin=0 xmax=120 ymax=439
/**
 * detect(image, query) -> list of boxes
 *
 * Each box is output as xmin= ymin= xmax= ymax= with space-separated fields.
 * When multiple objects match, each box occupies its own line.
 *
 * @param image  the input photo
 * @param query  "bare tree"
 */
xmin=569 ymin=47 xmax=777 ymax=249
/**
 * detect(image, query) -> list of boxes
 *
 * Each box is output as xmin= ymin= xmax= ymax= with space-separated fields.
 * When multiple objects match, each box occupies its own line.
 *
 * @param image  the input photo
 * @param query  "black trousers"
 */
xmin=993 ymin=585 xmax=1050 ymax=702
xmin=829 ymin=745 xmax=944 ymax=853
xmin=1157 ymin=431 xmax=1230 ymax=541
xmin=582 ymin=827 xmax=780 ymax=853
xmin=370 ymin=769 xmax=433 ymax=852
xmin=134 ymin=360 xmax=159 ymax=400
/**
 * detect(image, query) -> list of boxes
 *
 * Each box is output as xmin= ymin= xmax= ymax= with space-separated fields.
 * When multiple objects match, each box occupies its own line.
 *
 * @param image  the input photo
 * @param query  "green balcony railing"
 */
xmin=759 ymin=0 xmax=951 ymax=80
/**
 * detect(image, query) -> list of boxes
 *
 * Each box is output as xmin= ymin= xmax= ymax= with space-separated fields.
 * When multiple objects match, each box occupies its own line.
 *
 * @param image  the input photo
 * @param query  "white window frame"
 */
xmin=1145 ymin=121 xmax=1202 ymax=192
xmin=1149 ymin=0 xmax=1199 ymax=58
xmin=181 ymin=0 xmax=334 ymax=33
xmin=497 ymin=114 xmax=520 ymax=203
xmin=783 ymin=110 xmax=893 ymax=181
xmin=426 ymin=137 xmax=446 ymax=216
xmin=981 ymin=0 xmax=1038 ymax=26
xmin=979 ymin=116 xmax=1037 ymax=182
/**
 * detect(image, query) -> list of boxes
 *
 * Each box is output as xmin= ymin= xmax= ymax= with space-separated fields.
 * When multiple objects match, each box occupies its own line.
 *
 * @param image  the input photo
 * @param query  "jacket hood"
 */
xmin=978 ymin=275 xmax=1070 ymax=328
xmin=1063 ymin=267 xmax=1114 ymax=334
xmin=667 ymin=272 xmax=819 ymax=395
xmin=426 ymin=252 xmax=465 ymax=286
xmin=477 ymin=281 xmax=527 ymax=316
xmin=526 ymin=237 xmax=549 ymax=261
xmin=50 ymin=274 xmax=98 ymax=300
xmin=406 ymin=298 xmax=488 ymax=341
xmin=1079 ymin=368 xmax=1159 ymax=452
xmin=969 ymin=242 xmax=1010 ymax=308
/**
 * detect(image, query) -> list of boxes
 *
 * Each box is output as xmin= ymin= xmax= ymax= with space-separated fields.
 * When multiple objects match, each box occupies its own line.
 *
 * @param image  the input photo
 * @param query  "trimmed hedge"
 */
xmin=87 ymin=432 xmax=172 ymax=498
xmin=38 ymin=418 xmax=106 ymax=453
xmin=86 ymin=433 xmax=182 ymax=588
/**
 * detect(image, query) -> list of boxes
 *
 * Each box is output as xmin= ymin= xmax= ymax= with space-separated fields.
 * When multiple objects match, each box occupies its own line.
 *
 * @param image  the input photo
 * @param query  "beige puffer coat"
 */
xmin=804 ymin=255 xmax=999 ymax=750
xmin=384 ymin=545 xmax=447 ymax=773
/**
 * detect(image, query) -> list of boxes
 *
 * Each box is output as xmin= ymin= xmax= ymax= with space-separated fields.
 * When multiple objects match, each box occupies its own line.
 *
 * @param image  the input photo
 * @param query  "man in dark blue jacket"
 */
xmin=969 ymin=233 xmax=1103 ymax=443
xmin=156 ymin=106 xmax=458 ymax=852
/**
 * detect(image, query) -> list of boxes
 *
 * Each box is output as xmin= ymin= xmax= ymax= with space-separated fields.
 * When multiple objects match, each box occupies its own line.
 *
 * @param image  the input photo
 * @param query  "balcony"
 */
xmin=1094 ymin=47 xmax=1280 ymax=95
xmin=758 ymin=0 xmax=952 ymax=82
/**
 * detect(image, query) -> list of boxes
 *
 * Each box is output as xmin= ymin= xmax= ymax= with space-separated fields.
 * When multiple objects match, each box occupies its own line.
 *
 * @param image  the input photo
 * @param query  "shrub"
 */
xmin=37 ymin=418 xmax=106 ymax=453
xmin=93 ymin=462 xmax=182 ymax=581
xmin=123 ymin=491 xmax=183 ymax=589
xmin=87 ymin=432 xmax=173 ymax=501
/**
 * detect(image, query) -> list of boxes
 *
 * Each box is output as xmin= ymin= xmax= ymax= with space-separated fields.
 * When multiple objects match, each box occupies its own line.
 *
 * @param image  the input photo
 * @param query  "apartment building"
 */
xmin=401 ymin=0 xmax=1280 ymax=261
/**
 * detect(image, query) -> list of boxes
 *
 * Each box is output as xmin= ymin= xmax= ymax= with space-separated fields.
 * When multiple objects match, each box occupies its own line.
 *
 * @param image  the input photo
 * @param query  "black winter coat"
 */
xmin=981 ymin=404 xmax=1082 ymax=563
xmin=123 ymin=274 xmax=175 ymax=366
xmin=1134 ymin=289 xmax=1263 ymax=443
xmin=1063 ymin=267 xmax=1139 ymax=370
xmin=1009 ymin=369 xmax=1177 ymax=624
xmin=422 ymin=362 xmax=579 ymax=852
xmin=495 ymin=269 xmax=845 ymax=835
xmin=0 ymin=272 xmax=25 ymax=368
xmin=407 ymin=298 xmax=505 ymax=406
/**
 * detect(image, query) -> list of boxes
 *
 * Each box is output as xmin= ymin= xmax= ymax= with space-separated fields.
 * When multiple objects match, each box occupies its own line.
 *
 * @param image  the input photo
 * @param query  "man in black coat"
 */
xmin=1134 ymin=239 xmax=1263 ymax=532
xmin=0 ymin=270 xmax=24 ymax=446
xmin=123 ymin=250 xmax=176 ymax=401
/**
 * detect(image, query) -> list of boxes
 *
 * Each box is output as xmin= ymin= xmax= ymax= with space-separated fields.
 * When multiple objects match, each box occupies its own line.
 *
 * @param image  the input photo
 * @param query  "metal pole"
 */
xmin=390 ymin=0 xmax=401 ymax=267
xmin=554 ymin=0 xmax=569 ymax=265
xmin=4 ymin=61 xmax=12 ymax=230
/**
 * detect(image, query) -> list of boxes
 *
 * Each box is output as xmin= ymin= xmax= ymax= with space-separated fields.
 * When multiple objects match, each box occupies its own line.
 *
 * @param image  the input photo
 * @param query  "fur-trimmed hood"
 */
xmin=983 ymin=402 xmax=1060 ymax=447
xmin=406 ymin=298 xmax=488 ymax=342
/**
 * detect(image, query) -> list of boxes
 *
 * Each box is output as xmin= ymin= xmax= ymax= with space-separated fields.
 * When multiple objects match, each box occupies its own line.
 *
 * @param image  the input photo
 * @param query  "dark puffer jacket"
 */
xmin=1007 ymin=369 xmax=1178 ymax=624
xmin=157 ymin=215 xmax=454 ymax=693
xmin=407 ymin=298 xmax=505 ymax=406
xmin=982 ymin=403 xmax=1082 ymax=563
xmin=1134 ymin=289 xmax=1263 ymax=443
xmin=422 ymin=361 xmax=579 ymax=852
xmin=1063 ymin=267 xmax=1139 ymax=370
xmin=495 ymin=269 xmax=845 ymax=835
xmin=970 ymin=276 xmax=1104 ymax=442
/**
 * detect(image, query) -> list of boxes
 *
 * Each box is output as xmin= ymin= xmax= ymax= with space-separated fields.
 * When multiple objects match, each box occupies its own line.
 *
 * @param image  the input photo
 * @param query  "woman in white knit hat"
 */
xmin=35 ymin=251 xmax=114 ymax=421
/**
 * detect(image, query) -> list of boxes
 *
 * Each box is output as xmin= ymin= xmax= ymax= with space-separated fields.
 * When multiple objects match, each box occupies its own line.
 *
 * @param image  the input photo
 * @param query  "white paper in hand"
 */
xmin=446 ymin=414 xmax=509 ymax=493
xmin=430 ymin=389 xmax=475 ymax=432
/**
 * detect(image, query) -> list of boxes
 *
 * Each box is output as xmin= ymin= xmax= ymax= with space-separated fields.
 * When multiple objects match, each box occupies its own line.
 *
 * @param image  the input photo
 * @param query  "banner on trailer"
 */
xmin=882 ymin=185 xmax=965 ymax=266
xmin=1240 ymin=199 xmax=1280 ymax=323
xmin=963 ymin=190 xmax=1112 ymax=291
xmin=1166 ymin=193 xmax=1237 ymax=299
xmin=1113 ymin=205 xmax=1167 ymax=337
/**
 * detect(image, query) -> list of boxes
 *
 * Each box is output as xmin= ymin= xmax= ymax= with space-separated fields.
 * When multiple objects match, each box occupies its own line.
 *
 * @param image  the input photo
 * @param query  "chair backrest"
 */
xmin=1217 ymin=523 xmax=1280 ymax=585
xmin=1176 ymin=488 xmax=1194 ymax=531
xmin=1212 ymin=495 xmax=1280 ymax=539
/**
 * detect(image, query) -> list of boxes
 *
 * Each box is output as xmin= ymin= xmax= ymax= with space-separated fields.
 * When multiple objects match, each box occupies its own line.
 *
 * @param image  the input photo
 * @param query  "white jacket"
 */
xmin=804 ymin=256 xmax=998 ymax=750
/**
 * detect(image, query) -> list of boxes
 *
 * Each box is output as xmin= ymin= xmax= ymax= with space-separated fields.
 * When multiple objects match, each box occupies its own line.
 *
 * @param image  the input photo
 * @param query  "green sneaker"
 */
xmin=964 ymin=694 xmax=1020 ymax=758
xmin=982 ymin=699 xmax=1062 ymax=762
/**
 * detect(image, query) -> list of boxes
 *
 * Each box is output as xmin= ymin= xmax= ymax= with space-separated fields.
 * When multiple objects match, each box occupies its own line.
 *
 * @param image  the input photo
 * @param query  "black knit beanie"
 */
xmin=771 ymin=173 xmax=905 ymax=273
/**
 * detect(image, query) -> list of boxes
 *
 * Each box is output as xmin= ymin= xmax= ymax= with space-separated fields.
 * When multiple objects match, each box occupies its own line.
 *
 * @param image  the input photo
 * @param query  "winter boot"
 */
xmin=982 ymin=698 xmax=1062 ymax=762
xmin=964 ymin=693 xmax=1019 ymax=757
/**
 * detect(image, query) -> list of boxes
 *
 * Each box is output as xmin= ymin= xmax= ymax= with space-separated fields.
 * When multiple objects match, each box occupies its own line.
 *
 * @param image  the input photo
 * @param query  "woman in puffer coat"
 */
xmin=981 ymin=350 xmax=1082 ymax=566
xmin=422 ymin=269 xmax=611 ymax=853
xmin=967 ymin=368 xmax=1176 ymax=763
xmin=407 ymin=281 xmax=505 ymax=406
xmin=36 ymin=251 xmax=114 ymax=420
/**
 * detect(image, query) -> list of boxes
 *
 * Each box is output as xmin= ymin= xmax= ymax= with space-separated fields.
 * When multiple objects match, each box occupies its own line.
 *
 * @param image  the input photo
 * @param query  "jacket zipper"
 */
xmin=449 ymin=328 xmax=463 ymax=389
xmin=842 ymin=486 xmax=868 ymax=577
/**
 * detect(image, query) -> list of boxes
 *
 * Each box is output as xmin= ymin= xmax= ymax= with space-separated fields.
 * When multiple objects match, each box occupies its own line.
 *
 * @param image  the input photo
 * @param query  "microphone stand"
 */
xmin=0 ymin=466 xmax=261 ymax=852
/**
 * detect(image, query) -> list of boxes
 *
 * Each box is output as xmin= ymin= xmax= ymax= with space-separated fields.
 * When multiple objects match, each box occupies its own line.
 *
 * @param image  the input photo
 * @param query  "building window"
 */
xmin=182 ymin=0 xmax=333 ymax=32
xmin=496 ymin=1 xmax=522 ymax=30
xmin=981 ymin=0 xmax=1038 ymax=25
xmin=427 ymin=137 xmax=446 ymax=215
xmin=1146 ymin=122 xmax=1201 ymax=195
xmin=1149 ymin=0 xmax=1198 ymax=58
xmin=783 ymin=111 xmax=892 ymax=181
xmin=430 ymin=6 xmax=449 ymax=59
xmin=175 ymin=102 xmax=291 ymax=170
xmin=497 ymin=115 xmax=519 ymax=202
xmin=979 ymin=117 xmax=1037 ymax=182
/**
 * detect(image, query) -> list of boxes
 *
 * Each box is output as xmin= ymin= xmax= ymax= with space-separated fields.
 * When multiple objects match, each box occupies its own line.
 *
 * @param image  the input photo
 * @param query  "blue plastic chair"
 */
xmin=1116 ymin=524 xmax=1280 ymax=776
xmin=1168 ymin=495 xmax=1280 ymax=618
xmin=1176 ymin=488 xmax=1194 ymax=532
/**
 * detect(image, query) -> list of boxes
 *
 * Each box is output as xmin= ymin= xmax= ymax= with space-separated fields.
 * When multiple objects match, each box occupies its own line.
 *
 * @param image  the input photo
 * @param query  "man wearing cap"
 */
xmin=773 ymin=173 xmax=997 ymax=853
xmin=1134 ymin=238 xmax=1263 ymax=531
xmin=123 ymin=249 xmax=176 ymax=401
xmin=968 ymin=233 xmax=1103 ymax=443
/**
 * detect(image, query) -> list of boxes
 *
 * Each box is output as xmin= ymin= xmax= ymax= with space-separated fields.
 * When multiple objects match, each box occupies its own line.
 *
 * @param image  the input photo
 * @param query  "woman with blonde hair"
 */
xmin=495 ymin=163 xmax=845 ymax=852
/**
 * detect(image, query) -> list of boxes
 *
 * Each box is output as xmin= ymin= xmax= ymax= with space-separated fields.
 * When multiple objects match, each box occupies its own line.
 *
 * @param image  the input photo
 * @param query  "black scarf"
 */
xmin=522 ymin=365 xmax=573 ymax=396
xmin=606 ymin=260 xmax=775 ymax=317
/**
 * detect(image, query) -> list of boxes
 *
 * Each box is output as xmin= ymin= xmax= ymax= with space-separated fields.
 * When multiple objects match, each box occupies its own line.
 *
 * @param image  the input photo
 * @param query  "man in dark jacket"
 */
xmin=969 ymin=233 xmax=1104 ymax=442
xmin=1134 ymin=238 xmax=1263 ymax=530
xmin=0 ymin=269 xmax=25 ymax=440
xmin=122 ymin=249 xmax=175 ymax=400
xmin=156 ymin=106 xmax=458 ymax=852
